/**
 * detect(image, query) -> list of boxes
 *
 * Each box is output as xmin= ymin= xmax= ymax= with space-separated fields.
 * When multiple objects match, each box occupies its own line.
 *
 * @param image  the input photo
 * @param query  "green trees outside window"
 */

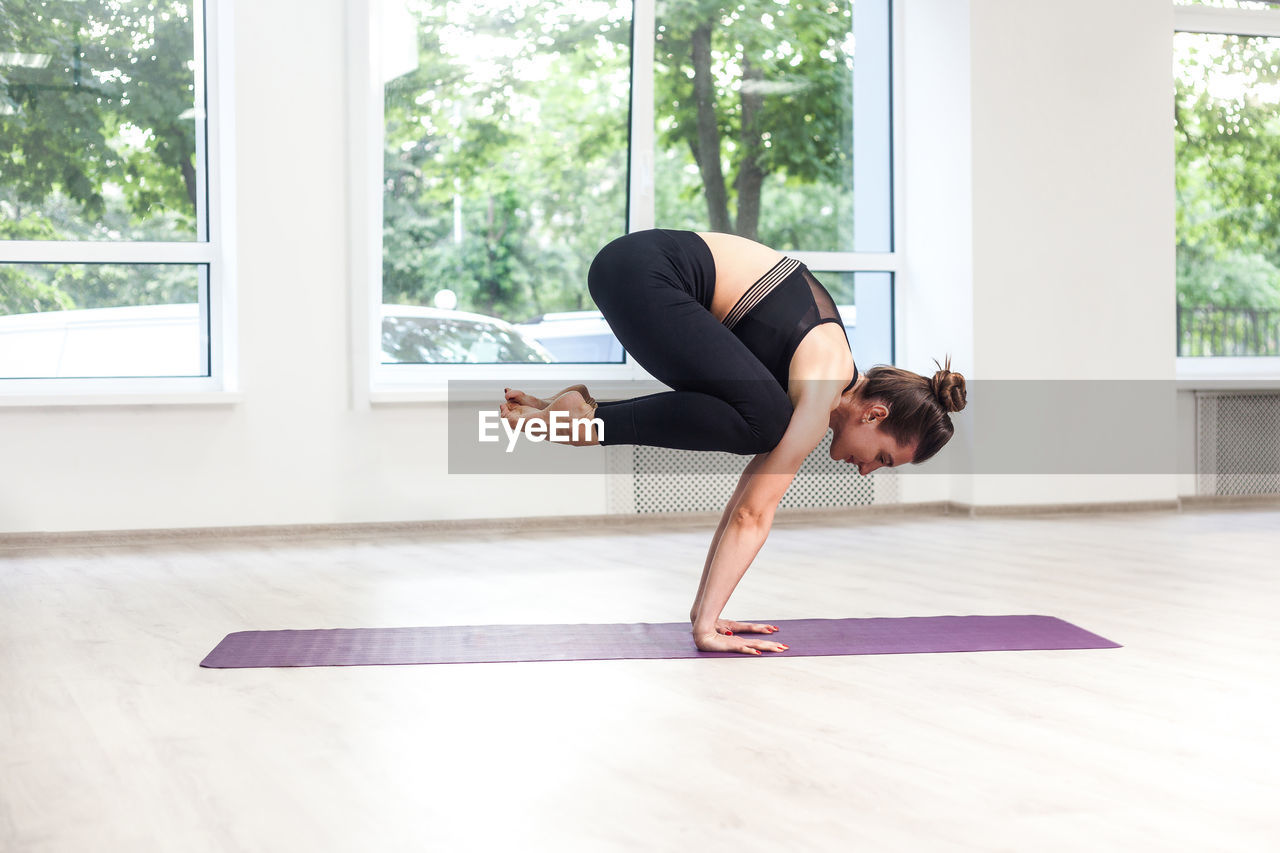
xmin=0 ymin=0 xmax=204 ymax=318
xmin=1176 ymin=30 xmax=1280 ymax=356
xmin=381 ymin=0 xmax=879 ymax=361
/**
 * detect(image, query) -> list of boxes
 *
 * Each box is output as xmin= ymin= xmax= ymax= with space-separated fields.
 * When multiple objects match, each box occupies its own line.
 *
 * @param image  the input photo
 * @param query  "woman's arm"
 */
xmin=689 ymin=390 xmax=836 ymax=654
xmin=689 ymin=452 xmax=769 ymax=625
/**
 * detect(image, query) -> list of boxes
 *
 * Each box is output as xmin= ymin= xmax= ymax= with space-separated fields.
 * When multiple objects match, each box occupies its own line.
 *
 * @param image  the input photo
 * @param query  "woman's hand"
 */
xmin=714 ymin=619 xmax=781 ymax=636
xmin=693 ymin=630 xmax=789 ymax=656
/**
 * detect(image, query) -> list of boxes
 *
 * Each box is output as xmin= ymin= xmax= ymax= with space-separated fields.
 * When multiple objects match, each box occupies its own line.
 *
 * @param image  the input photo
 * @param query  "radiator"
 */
xmin=1196 ymin=391 xmax=1280 ymax=496
xmin=606 ymin=431 xmax=898 ymax=514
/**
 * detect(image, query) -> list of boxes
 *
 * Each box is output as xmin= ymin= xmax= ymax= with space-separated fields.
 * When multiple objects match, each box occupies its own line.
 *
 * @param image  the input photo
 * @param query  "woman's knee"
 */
xmin=742 ymin=392 xmax=792 ymax=453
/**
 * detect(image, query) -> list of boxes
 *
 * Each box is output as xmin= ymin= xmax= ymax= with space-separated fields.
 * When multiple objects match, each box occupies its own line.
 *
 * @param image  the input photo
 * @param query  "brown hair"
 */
xmin=860 ymin=356 xmax=967 ymax=464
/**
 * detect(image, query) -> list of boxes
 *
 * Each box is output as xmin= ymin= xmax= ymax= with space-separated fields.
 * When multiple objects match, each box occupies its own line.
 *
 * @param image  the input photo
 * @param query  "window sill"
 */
xmin=371 ymin=378 xmax=664 ymax=405
xmin=1175 ymin=356 xmax=1280 ymax=390
xmin=0 ymin=391 xmax=243 ymax=408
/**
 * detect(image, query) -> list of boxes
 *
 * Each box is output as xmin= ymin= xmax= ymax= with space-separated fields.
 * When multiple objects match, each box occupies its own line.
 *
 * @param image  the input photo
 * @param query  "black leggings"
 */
xmin=588 ymin=229 xmax=793 ymax=454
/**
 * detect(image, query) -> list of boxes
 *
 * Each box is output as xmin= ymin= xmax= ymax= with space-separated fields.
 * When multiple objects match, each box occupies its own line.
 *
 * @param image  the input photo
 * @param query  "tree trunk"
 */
xmin=181 ymin=150 xmax=197 ymax=211
xmin=690 ymin=22 xmax=731 ymax=233
xmin=735 ymin=58 xmax=766 ymax=241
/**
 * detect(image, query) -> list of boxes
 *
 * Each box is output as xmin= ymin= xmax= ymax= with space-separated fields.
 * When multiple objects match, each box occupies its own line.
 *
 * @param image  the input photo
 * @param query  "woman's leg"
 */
xmin=587 ymin=231 xmax=793 ymax=455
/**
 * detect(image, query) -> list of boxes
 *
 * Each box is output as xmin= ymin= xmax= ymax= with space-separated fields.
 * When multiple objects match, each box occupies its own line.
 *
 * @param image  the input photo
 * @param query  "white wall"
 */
xmin=897 ymin=0 xmax=975 ymax=507
xmin=901 ymin=0 xmax=1179 ymax=508
xmin=970 ymin=0 xmax=1177 ymax=507
xmin=0 ymin=0 xmax=606 ymax=534
xmin=0 ymin=0 xmax=1187 ymax=534
xmin=970 ymin=0 xmax=1174 ymax=382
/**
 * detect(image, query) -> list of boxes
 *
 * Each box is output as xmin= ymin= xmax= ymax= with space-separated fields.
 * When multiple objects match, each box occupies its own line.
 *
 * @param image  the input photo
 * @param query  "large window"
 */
xmin=1175 ymin=0 xmax=1280 ymax=361
xmin=0 ymin=0 xmax=223 ymax=390
xmin=381 ymin=0 xmax=632 ymax=368
xmin=372 ymin=0 xmax=895 ymax=384
xmin=651 ymin=0 xmax=891 ymax=253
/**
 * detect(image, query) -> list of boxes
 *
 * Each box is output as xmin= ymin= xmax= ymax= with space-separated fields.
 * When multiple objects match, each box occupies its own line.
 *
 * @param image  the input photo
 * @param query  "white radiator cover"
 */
xmin=1196 ymin=392 xmax=1280 ymax=497
xmin=606 ymin=432 xmax=899 ymax=514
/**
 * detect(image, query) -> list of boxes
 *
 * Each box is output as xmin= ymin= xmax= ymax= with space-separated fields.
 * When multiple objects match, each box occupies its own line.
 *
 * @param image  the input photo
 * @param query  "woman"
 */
xmin=500 ymin=229 xmax=967 ymax=656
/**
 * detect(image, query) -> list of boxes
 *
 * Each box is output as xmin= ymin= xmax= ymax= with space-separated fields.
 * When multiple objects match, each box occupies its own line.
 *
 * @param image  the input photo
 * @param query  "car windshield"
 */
xmin=381 ymin=316 xmax=552 ymax=364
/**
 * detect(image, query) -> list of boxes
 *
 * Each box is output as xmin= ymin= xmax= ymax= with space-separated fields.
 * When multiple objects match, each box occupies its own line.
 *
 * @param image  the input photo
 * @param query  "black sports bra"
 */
xmin=721 ymin=257 xmax=859 ymax=393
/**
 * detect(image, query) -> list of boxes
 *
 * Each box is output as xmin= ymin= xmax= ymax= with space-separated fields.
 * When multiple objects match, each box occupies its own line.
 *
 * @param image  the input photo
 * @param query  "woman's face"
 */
xmin=828 ymin=402 xmax=917 ymax=477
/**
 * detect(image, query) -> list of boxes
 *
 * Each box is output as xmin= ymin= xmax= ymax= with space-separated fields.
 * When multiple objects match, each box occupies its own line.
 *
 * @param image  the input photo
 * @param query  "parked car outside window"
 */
xmin=0 ymin=303 xmax=558 ymax=379
xmin=515 ymin=310 xmax=624 ymax=363
xmin=381 ymin=304 xmax=555 ymax=364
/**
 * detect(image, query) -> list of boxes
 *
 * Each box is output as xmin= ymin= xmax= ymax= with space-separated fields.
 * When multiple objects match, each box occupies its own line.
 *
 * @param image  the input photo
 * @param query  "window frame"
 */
xmin=352 ymin=0 xmax=903 ymax=404
xmin=1174 ymin=2 xmax=1280 ymax=381
xmin=0 ymin=0 xmax=238 ymax=405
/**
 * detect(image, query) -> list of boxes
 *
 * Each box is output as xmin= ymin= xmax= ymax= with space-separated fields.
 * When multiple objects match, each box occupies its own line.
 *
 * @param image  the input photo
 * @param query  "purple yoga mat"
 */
xmin=200 ymin=615 xmax=1120 ymax=668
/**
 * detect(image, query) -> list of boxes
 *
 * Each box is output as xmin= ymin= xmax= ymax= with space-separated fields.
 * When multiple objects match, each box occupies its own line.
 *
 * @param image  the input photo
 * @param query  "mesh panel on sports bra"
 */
xmin=800 ymin=267 xmax=845 ymax=327
xmin=799 ymin=267 xmax=859 ymax=392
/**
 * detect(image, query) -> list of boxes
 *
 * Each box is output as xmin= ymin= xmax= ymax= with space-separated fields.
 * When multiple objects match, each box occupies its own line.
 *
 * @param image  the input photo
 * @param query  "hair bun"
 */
xmin=931 ymin=356 xmax=967 ymax=414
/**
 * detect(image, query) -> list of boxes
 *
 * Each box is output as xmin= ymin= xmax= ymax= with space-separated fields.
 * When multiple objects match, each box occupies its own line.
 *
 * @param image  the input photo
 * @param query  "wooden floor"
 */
xmin=2 ymin=506 xmax=1278 ymax=852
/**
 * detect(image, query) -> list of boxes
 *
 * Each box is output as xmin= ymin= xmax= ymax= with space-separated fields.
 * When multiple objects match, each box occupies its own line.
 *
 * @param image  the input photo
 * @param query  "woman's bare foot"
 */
xmin=503 ymin=383 xmax=593 ymax=411
xmin=498 ymin=389 xmax=600 ymax=446
xmin=498 ymin=399 xmax=540 ymax=422
xmin=503 ymin=387 xmax=550 ymax=409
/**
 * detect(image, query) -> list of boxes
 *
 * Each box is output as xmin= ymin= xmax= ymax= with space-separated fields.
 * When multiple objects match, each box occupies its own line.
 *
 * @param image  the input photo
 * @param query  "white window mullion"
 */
xmin=349 ymin=0 xmax=380 ymax=410
xmin=891 ymin=0 xmax=904 ymax=260
xmin=0 ymin=241 xmax=217 ymax=265
xmin=629 ymin=0 xmax=657 ymax=234
xmin=790 ymin=252 xmax=899 ymax=273
xmin=626 ymin=0 xmax=657 ymax=379
xmin=193 ymin=0 xmax=210 ymax=242
xmin=207 ymin=0 xmax=236 ymax=393
xmin=1174 ymin=6 xmax=1280 ymax=38
xmin=854 ymin=0 xmax=892 ymax=253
